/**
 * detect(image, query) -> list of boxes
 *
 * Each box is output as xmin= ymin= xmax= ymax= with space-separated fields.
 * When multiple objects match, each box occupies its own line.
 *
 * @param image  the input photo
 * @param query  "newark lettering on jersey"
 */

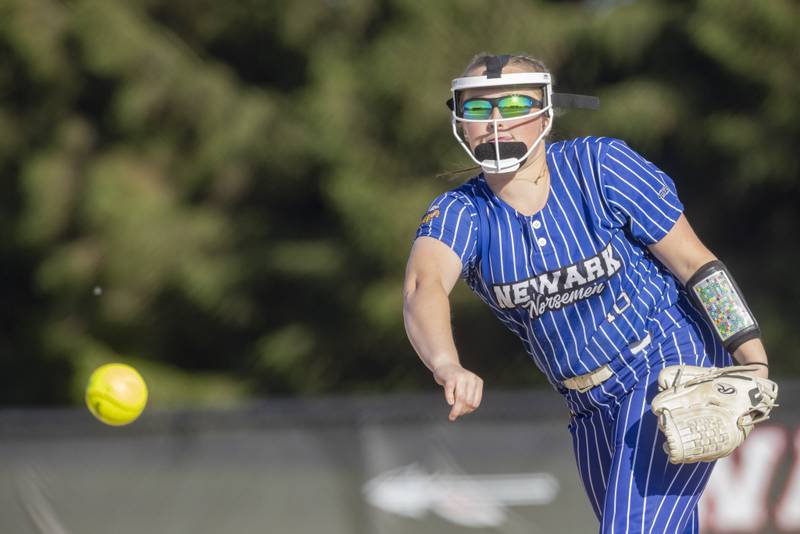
xmin=492 ymin=243 xmax=622 ymax=319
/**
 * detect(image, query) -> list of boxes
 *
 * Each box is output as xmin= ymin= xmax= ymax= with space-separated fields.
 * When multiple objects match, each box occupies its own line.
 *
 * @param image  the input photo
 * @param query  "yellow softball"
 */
xmin=85 ymin=363 xmax=148 ymax=426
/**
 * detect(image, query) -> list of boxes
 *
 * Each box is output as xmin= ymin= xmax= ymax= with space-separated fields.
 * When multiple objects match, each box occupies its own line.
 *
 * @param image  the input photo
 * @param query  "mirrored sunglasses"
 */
xmin=460 ymin=94 xmax=543 ymax=120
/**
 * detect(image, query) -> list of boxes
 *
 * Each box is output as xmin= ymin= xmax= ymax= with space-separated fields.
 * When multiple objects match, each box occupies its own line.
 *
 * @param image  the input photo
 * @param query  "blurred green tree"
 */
xmin=0 ymin=0 xmax=797 ymax=405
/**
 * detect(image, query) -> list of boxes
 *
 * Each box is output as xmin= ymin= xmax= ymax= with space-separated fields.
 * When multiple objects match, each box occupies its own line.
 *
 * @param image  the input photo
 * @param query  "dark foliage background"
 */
xmin=1 ymin=0 xmax=797 ymax=406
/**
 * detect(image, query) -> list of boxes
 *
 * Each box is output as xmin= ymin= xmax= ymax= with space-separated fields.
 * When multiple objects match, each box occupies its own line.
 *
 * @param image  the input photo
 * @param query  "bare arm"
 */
xmin=403 ymin=236 xmax=484 ymax=420
xmin=648 ymin=214 xmax=769 ymax=376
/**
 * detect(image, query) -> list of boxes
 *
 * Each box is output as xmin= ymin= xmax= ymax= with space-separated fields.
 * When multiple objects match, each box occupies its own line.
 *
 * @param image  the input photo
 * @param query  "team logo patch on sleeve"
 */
xmin=421 ymin=208 xmax=440 ymax=225
xmin=492 ymin=243 xmax=623 ymax=319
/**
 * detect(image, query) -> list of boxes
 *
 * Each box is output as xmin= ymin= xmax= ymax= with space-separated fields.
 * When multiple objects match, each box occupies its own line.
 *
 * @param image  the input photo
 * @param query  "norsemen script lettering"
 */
xmin=493 ymin=243 xmax=623 ymax=319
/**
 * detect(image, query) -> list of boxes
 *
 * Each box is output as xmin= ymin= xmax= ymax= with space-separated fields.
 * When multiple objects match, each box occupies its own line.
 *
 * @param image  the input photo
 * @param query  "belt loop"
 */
xmin=629 ymin=332 xmax=652 ymax=355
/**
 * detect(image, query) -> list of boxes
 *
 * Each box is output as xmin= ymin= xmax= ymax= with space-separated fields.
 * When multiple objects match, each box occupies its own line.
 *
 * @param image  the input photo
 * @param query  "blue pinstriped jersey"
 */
xmin=416 ymin=136 xmax=692 ymax=386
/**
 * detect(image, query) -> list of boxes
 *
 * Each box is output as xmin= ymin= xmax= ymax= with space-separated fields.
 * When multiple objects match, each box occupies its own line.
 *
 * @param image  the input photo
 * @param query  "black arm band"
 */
xmin=685 ymin=260 xmax=761 ymax=353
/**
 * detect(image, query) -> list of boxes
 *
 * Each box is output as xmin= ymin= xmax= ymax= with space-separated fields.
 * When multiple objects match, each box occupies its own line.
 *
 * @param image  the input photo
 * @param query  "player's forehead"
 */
xmin=460 ymin=65 xmax=545 ymax=100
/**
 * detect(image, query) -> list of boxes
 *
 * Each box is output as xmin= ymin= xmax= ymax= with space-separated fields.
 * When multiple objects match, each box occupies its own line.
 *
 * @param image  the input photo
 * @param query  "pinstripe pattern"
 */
xmin=417 ymin=137 xmax=697 ymax=384
xmin=415 ymin=136 xmax=733 ymax=531
xmin=564 ymin=319 xmax=729 ymax=532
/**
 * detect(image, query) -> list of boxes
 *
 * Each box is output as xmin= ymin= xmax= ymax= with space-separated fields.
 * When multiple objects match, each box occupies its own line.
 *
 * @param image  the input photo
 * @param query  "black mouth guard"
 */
xmin=474 ymin=141 xmax=528 ymax=161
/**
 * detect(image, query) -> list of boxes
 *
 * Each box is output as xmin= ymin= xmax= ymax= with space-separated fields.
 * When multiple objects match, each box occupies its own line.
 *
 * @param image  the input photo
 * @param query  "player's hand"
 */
xmin=432 ymin=363 xmax=484 ymax=421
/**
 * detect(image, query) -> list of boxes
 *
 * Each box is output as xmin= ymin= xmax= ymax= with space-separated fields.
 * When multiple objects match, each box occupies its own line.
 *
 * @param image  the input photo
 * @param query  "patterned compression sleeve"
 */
xmin=686 ymin=260 xmax=761 ymax=353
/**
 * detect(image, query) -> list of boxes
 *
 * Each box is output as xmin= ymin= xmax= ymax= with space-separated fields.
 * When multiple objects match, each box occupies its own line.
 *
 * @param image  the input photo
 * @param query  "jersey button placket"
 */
xmin=531 ymin=219 xmax=547 ymax=248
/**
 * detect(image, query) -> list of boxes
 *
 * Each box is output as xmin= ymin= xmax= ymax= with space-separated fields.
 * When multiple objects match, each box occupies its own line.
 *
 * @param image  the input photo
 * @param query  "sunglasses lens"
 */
xmin=461 ymin=95 xmax=540 ymax=120
xmin=462 ymin=100 xmax=493 ymax=120
xmin=498 ymin=95 xmax=536 ymax=118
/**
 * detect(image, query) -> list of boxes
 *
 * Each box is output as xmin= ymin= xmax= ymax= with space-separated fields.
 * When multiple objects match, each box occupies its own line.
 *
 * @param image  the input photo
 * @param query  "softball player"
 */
xmin=403 ymin=53 xmax=771 ymax=533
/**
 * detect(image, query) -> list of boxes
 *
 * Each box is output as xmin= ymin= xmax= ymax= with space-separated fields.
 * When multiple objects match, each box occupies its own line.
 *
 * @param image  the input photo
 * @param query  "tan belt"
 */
xmin=563 ymin=333 xmax=652 ymax=393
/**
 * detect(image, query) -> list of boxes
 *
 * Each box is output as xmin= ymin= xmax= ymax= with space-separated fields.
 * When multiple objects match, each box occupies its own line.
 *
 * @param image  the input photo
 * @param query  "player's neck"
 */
xmin=484 ymin=149 xmax=550 ymax=216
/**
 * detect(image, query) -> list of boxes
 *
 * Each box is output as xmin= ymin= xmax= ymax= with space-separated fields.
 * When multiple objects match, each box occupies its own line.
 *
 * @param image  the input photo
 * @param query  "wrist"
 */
xmin=426 ymin=352 xmax=460 ymax=372
xmin=739 ymin=361 xmax=769 ymax=379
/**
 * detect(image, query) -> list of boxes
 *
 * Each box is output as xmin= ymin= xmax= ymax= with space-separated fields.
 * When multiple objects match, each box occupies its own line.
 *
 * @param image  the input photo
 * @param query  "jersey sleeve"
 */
xmin=599 ymin=139 xmax=684 ymax=244
xmin=415 ymin=191 xmax=479 ymax=275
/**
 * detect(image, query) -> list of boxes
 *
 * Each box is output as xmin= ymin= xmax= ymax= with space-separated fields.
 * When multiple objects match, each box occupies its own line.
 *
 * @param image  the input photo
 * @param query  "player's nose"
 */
xmin=484 ymin=108 xmax=505 ymax=132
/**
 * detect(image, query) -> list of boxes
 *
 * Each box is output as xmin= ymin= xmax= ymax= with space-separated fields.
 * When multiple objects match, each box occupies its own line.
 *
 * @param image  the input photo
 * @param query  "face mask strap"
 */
xmin=484 ymin=54 xmax=511 ymax=78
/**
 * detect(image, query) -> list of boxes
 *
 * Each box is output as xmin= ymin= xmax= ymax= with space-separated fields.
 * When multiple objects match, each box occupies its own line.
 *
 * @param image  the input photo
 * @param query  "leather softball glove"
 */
xmin=651 ymin=365 xmax=778 ymax=464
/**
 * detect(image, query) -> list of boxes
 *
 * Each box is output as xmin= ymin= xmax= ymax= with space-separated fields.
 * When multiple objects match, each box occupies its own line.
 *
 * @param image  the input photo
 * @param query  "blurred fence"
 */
xmin=1 ymin=385 xmax=797 ymax=534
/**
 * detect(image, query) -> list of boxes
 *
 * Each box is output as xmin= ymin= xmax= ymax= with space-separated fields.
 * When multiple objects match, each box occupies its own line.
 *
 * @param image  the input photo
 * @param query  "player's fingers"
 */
xmin=461 ymin=379 xmax=477 ymax=412
xmin=444 ymin=379 xmax=456 ymax=406
xmin=448 ymin=403 xmax=459 ymax=421
xmin=450 ymin=399 xmax=465 ymax=421
xmin=458 ymin=378 xmax=481 ymax=418
xmin=447 ymin=372 xmax=485 ymax=421
xmin=471 ymin=378 xmax=484 ymax=409
xmin=449 ymin=380 xmax=467 ymax=421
